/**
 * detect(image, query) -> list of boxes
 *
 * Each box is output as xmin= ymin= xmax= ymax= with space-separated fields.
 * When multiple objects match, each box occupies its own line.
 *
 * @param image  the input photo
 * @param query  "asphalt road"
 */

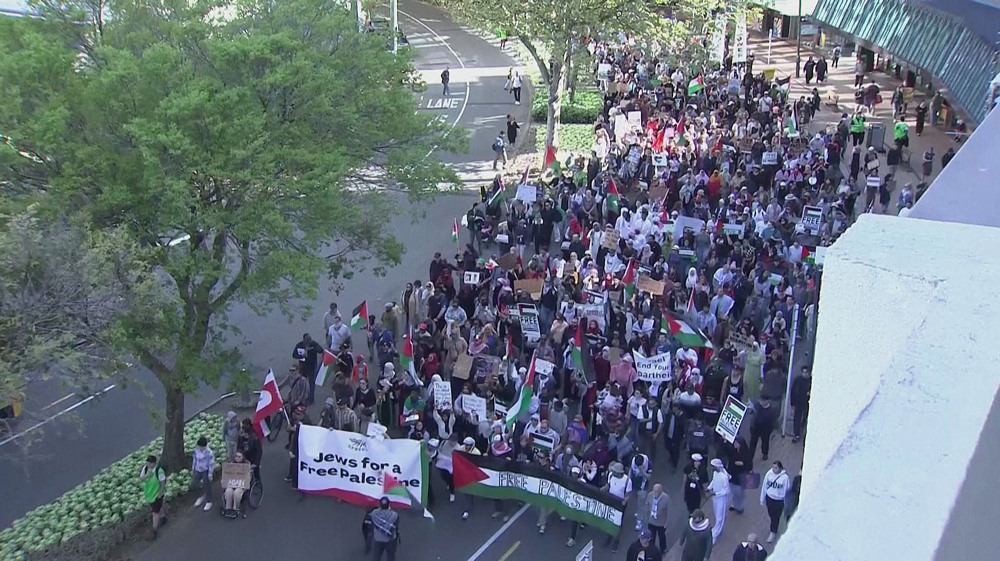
xmin=0 ymin=0 xmax=527 ymax=532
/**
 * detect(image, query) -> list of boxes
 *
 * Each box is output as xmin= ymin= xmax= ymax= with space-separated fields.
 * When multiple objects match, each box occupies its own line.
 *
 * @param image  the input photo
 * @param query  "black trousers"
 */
xmin=851 ymin=131 xmax=864 ymax=146
xmin=794 ymin=404 xmax=809 ymax=437
xmin=512 ymin=87 xmax=521 ymax=103
xmin=648 ymin=523 xmax=667 ymax=552
xmin=766 ymin=496 xmax=784 ymax=533
xmin=373 ymin=539 xmax=397 ymax=561
xmin=749 ymin=426 xmax=773 ymax=459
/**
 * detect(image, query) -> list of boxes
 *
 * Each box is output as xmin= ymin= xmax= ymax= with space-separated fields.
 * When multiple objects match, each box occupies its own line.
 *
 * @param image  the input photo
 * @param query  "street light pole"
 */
xmin=795 ymin=0 xmax=803 ymax=77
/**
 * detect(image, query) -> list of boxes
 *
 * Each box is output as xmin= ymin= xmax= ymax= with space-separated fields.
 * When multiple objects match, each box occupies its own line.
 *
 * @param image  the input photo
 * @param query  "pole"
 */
xmin=767 ymin=29 xmax=773 ymax=66
xmin=782 ymin=304 xmax=800 ymax=437
xmin=795 ymin=0 xmax=803 ymax=78
xmin=390 ymin=0 xmax=398 ymax=53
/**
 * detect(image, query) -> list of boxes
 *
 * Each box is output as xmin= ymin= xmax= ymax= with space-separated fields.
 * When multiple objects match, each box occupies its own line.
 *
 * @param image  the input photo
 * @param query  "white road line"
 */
xmin=398 ymin=8 xmax=470 ymax=158
xmin=41 ymin=392 xmax=76 ymax=411
xmin=466 ymin=503 xmax=530 ymax=561
xmin=0 ymin=384 xmax=117 ymax=448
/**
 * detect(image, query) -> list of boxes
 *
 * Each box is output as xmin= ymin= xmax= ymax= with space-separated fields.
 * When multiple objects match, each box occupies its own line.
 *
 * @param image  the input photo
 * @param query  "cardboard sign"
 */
xmin=632 ymin=351 xmax=672 ymax=382
xmin=514 ymin=278 xmax=544 ymax=299
xmin=516 ymin=183 xmax=538 ymax=203
xmin=762 ymin=151 xmax=778 ymax=165
xmin=738 ymin=138 xmax=753 ymax=153
xmin=471 ymin=355 xmax=502 ymax=384
xmin=453 ymin=353 xmax=474 ymax=380
xmin=715 ymin=395 xmax=748 ymax=444
xmin=464 ymin=271 xmax=481 ymax=285
xmin=461 ymin=394 xmax=488 ymax=420
xmin=601 ymin=227 xmax=621 ymax=250
xmin=432 ymin=380 xmax=452 ymax=410
xmin=636 ymin=276 xmax=665 ymax=296
xmin=221 ymin=462 xmax=252 ymax=490
xmin=496 ymin=252 xmax=518 ymax=271
xmin=800 ymin=205 xmax=823 ymax=236
xmin=726 ymin=331 xmax=755 ymax=352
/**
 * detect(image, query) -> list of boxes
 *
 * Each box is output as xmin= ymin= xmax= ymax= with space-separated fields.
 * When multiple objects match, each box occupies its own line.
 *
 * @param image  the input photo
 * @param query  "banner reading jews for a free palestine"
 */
xmin=452 ymin=451 xmax=624 ymax=536
xmin=297 ymin=426 xmax=428 ymax=508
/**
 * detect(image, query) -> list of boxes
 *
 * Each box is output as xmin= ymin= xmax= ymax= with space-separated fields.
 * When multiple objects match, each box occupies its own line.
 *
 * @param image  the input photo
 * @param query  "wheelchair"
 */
xmin=220 ymin=465 xmax=263 ymax=519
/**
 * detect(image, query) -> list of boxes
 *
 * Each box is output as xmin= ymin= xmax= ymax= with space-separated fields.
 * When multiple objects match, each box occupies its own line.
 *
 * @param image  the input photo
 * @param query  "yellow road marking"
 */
xmin=498 ymin=540 xmax=521 ymax=561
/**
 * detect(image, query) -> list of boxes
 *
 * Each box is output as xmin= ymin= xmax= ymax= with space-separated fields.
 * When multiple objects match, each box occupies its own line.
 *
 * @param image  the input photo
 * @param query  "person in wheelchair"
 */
xmin=222 ymin=451 xmax=253 ymax=518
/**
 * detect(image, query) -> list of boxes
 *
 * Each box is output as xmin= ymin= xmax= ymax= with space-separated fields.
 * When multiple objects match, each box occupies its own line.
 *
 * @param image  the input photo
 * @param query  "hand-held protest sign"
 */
xmin=514 ymin=278 xmax=543 ymax=300
xmin=221 ymin=463 xmax=252 ymax=490
xmin=297 ymin=426 xmax=428 ymax=508
xmin=461 ymin=394 xmax=488 ymax=421
xmin=452 ymin=452 xmax=624 ymax=536
xmin=715 ymin=395 xmax=748 ymax=444
xmin=632 ymin=351 xmax=672 ymax=382
xmin=464 ymin=271 xmax=480 ymax=285
xmin=453 ymin=354 xmax=474 ymax=380
xmin=432 ymin=380 xmax=452 ymax=410
xmin=636 ymin=276 xmax=665 ymax=296
xmin=601 ymin=226 xmax=621 ymax=249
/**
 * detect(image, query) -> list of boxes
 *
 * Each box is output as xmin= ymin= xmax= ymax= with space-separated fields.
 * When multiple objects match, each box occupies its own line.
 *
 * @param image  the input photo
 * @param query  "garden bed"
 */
xmin=1 ymin=414 xmax=224 ymax=561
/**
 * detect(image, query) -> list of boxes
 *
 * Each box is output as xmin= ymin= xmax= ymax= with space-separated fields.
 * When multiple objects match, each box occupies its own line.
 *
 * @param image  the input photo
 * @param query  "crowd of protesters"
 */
xmin=263 ymin=33 xmax=915 ymax=560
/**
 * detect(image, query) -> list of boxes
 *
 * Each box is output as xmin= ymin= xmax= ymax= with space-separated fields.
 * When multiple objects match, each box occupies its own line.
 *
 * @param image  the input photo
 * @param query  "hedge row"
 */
xmin=0 ymin=414 xmax=225 ymax=561
xmin=534 ymin=124 xmax=596 ymax=155
xmin=530 ymin=90 xmax=603 ymax=124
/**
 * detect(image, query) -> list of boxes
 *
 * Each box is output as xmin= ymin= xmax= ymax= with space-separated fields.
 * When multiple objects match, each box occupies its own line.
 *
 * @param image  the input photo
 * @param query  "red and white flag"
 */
xmin=252 ymin=368 xmax=284 ymax=439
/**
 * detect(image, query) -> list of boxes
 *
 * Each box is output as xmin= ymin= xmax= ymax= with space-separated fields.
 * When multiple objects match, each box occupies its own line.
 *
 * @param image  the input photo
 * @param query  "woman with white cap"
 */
xmin=706 ymin=458 xmax=730 ymax=543
xmin=683 ymin=453 xmax=707 ymax=514
xmin=601 ymin=460 xmax=633 ymax=553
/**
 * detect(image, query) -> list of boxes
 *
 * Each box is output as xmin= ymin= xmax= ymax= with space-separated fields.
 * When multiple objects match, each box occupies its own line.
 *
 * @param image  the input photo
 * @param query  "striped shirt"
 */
xmin=333 ymin=407 xmax=358 ymax=432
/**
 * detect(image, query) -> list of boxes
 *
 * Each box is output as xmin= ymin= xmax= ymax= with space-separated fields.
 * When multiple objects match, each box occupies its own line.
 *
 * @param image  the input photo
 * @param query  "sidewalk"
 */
xmin=748 ymin=33 xmax=962 ymax=189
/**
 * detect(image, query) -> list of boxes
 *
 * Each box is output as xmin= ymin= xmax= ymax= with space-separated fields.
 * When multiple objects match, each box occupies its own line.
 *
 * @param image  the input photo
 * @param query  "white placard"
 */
xmin=432 ymin=381 xmax=452 ymax=410
xmin=762 ymin=151 xmax=778 ymax=165
xmin=800 ymin=205 xmax=823 ymax=236
xmin=598 ymin=63 xmax=612 ymax=78
xmin=297 ymin=427 xmax=426 ymax=507
xmin=366 ymin=422 xmax=388 ymax=441
xmin=722 ymin=223 xmax=745 ymax=237
xmin=461 ymin=394 xmax=488 ymax=420
xmin=464 ymin=271 xmax=481 ymax=284
xmin=632 ymin=351 xmax=672 ymax=382
xmin=627 ymin=111 xmax=642 ymax=132
xmin=516 ymin=183 xmax=537 ymax=203
xmin=715 ymin=395 xmax=748 ymax=444
xmin=614 ymin=114 xmax=629 ymax=140
xmin=534 ymin=358 xmax=555 ymax=377
xmin=673 ymin=216 xmax=705 ymax=242
xmin=866 ymin=175 xmax=881 ymax=188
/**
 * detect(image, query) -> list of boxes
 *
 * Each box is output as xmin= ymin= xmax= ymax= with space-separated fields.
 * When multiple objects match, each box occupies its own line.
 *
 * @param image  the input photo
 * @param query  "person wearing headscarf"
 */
xmin=706 ymin=458 xmax=731 ymax=543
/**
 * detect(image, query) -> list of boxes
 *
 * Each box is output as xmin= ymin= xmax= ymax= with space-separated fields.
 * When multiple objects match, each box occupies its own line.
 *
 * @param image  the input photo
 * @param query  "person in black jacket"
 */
xmin=749 ymin=399 xmax=778 ymax=462
xmin=626 ymin=529 xmax=662 ymax=561
xmin=732 ymin=533 xmax=768 ymax=560
xmin=292 ymin=333 xmax=323 ymax=405
xmin=790 ymin=366 xmax=812 ymax=442
xmin=726 ymin=436 xmax=753 ymax=514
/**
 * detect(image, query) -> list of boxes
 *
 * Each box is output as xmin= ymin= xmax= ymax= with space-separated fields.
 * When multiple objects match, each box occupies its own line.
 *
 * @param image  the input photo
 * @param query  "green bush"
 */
xmin=534 ymin=124 xmax=595 ymax=156
xmin=531 ymin=90 xmax=603 ymax=124
xmin=0 ymin=414 xmax=224 ymax=560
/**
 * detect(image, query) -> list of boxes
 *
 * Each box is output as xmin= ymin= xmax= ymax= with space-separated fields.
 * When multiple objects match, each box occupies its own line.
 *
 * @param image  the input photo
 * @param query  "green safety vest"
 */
xmin=143 ymin=465 xmax=165 ymax=503
xmin=894 ymin=122 xmax=908 ymax=140
xmin=850 ymin=116 xmax=865 ymax=133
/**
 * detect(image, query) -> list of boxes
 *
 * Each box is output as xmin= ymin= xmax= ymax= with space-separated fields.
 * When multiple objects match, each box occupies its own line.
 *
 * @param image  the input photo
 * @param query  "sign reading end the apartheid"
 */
xmin=715 ymin=395 xmax=748 ymax=444
xmin=452 ymin=452 xmax=624 ymax=536
xmin=297 ymin=426 xmax=427 ymax=508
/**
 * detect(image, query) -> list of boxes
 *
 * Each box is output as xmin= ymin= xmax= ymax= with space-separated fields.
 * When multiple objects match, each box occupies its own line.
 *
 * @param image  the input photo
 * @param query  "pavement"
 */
xmin=0 ymin=0 xmax=529 ymax=532
xmin=749 ymin=33 xmax=964 ymax=192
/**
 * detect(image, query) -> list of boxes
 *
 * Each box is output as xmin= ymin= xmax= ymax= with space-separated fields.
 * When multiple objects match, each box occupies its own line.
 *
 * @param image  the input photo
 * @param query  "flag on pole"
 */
xmin=606 ymin=178 xmax=621 ymax=215
xmin=687 ymin=75 xmax=705 ymax=95
xmin=520 ymin=162 xmax=530 ymax=185
xmin=251 ymin=369 xmax=283 ymax=439
xmin=487 ymin=175 xmax=506 ymax=206
xmin=350 ymin=301 xmax=369 ymax=332
xmin=399 ymin=328 xmax=421 ymax=386
xmin=686 ymin=287 xmax=696 ymax=313
xmin=383 ymin=470 xmax=434 ymax=520
xmin=652 ymin=126 xmax=666 ymax=152
xmin=676 ymin=114 xmax=687 ymax=145
xmin=622 ymin=259 xmax=637 ymax=301
xmin=543 ymin=145 xmax=560 ymax=176
xmin=504 ymin=352 xmax=536 ymax=429
xmin=317 ymin=349 xmax=337 ymax=386
xmin=786 ymin=105 xmax=798 ymax=136
xmin=452 ymin=218 xmax=460 ymax=246
xmin=571 ymin=322 xmax=594 ymax=383
xmin=661 ymin=313 xmax=714 ymax=349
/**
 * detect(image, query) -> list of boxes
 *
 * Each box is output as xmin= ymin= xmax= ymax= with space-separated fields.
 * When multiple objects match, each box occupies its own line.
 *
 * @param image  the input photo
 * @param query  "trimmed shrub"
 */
xmin=530 ymin=90 xmax=602 ymax=124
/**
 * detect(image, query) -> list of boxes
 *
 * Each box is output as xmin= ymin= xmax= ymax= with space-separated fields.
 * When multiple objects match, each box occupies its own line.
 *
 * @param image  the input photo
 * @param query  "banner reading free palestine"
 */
xmin=297 ymin=426 xmax=428 ymax=508
xmin=452 ymin=452 xmax=624 ymax=536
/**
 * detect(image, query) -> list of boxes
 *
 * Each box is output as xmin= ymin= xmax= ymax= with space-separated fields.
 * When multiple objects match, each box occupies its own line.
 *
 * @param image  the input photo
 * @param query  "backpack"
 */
xmin=492 ymin=138 xmax=503 ymax=152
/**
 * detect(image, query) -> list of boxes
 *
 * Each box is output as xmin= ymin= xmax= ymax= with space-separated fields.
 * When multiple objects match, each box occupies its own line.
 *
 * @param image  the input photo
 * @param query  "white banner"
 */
xmin=711 ymin=15 xmax=727 ymax=64
xmin=734 ymin=12 xmax=748 ymax=64
xmin=297 ymin=426 xmax=426 ymax=507
xmin=632 ymin=351 xmax=672 ymax=382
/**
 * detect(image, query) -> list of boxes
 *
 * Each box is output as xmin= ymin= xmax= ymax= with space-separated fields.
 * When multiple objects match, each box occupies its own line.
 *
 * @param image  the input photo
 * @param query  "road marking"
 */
xmin=398 ymin=8 xmax=470 ymax=158
xmin=466 ymin=503 xmax=529 ymax=561
xmin=41 ymin=392 xmax=76 ymax=411
xmin=0 ymin=384 xmax=117 ymax=448
xmin=498 ymin=541 xmax=520 ymax=561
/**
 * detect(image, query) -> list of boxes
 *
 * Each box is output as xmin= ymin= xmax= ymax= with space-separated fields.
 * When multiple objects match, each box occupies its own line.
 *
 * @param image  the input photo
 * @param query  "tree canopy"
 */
xmin=0 ymin=0 xmax=462 ymax=468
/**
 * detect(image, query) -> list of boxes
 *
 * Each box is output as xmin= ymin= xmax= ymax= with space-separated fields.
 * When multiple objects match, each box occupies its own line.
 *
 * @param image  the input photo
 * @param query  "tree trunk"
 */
xmin=544 ymin=63 xmax=565 ymax=152
xmin=567 ymin=51 xmax=576 ymax=103
xmin=161 ymin=385 xmax=186 ymax=472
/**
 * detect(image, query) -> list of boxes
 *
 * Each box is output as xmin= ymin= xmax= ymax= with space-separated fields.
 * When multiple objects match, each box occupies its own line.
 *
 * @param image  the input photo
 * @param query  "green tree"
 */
xmin=0 ymin=0 xmax=462 ymax=470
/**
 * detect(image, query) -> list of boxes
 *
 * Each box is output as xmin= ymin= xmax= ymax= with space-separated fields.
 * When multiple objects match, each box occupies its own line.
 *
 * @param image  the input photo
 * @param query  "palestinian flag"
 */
xmin=606 ymin=178 xmax=621 ymax=215
xmin=384 ymin=471 xmax=434 ymax=520
xmin=504 ymin=352 xmax=536 ymax=429
xmin=786 ymin=105 xmax=798 ymax=136
xmin=487 ymin=175 xmax=506 ymax=206
xmin=661 ymin=312 xmax=714 ymax=349
xmin=317 ymin=349 xmax=337 ymax=386
xmin=622 ymin=259 xmax=637 ymax=301
xmin=350 ymin=301 xmax=369 ymax=332
xmin=543 ymin=145 xmax=561 ymax=176
xmin=651 ymin=126 xmax=666 ymax=152
xmin=777 ymin=76 xmax=790 ymax=93
xmin=520 ymin=162 xmax=530 ymax=185
xmin=452 ymin=451 xmax=624 ymax=536
xmin=399 ymin=328 xmax=420 ymax=386
xmin=676 ymin=114 xmax=687 ymax=145
xmin=452 ymin=218 xmax=460 ymax=246
xmin=571 ymin=322 xmax=594 ymax=383
xmin=687 ymin=75 xmax=705 ymax=95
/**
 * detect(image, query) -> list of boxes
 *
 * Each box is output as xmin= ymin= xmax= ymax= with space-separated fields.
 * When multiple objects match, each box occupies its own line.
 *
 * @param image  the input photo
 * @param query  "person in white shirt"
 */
xmin=712 ymin=262 xmax=735 ymax=291
xmin=603 ymin=461 xmax=633 ymax=553
xmin=760 ymin=461 xmax=790 ymax=542
xmin=327 ymin=316 xmax=351 ymax=350
xmin=706 ymin=458 xmax=730 ymax=543
xmin=709 ymin=286 xmax=734 ymax=320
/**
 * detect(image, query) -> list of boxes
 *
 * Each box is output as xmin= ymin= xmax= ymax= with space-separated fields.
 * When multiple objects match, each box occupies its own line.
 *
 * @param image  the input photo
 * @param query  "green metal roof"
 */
xmin=814 ymin=0 xmax=999 ymax=123
xmin=756 ymin=0 xmax=820 ymax=17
